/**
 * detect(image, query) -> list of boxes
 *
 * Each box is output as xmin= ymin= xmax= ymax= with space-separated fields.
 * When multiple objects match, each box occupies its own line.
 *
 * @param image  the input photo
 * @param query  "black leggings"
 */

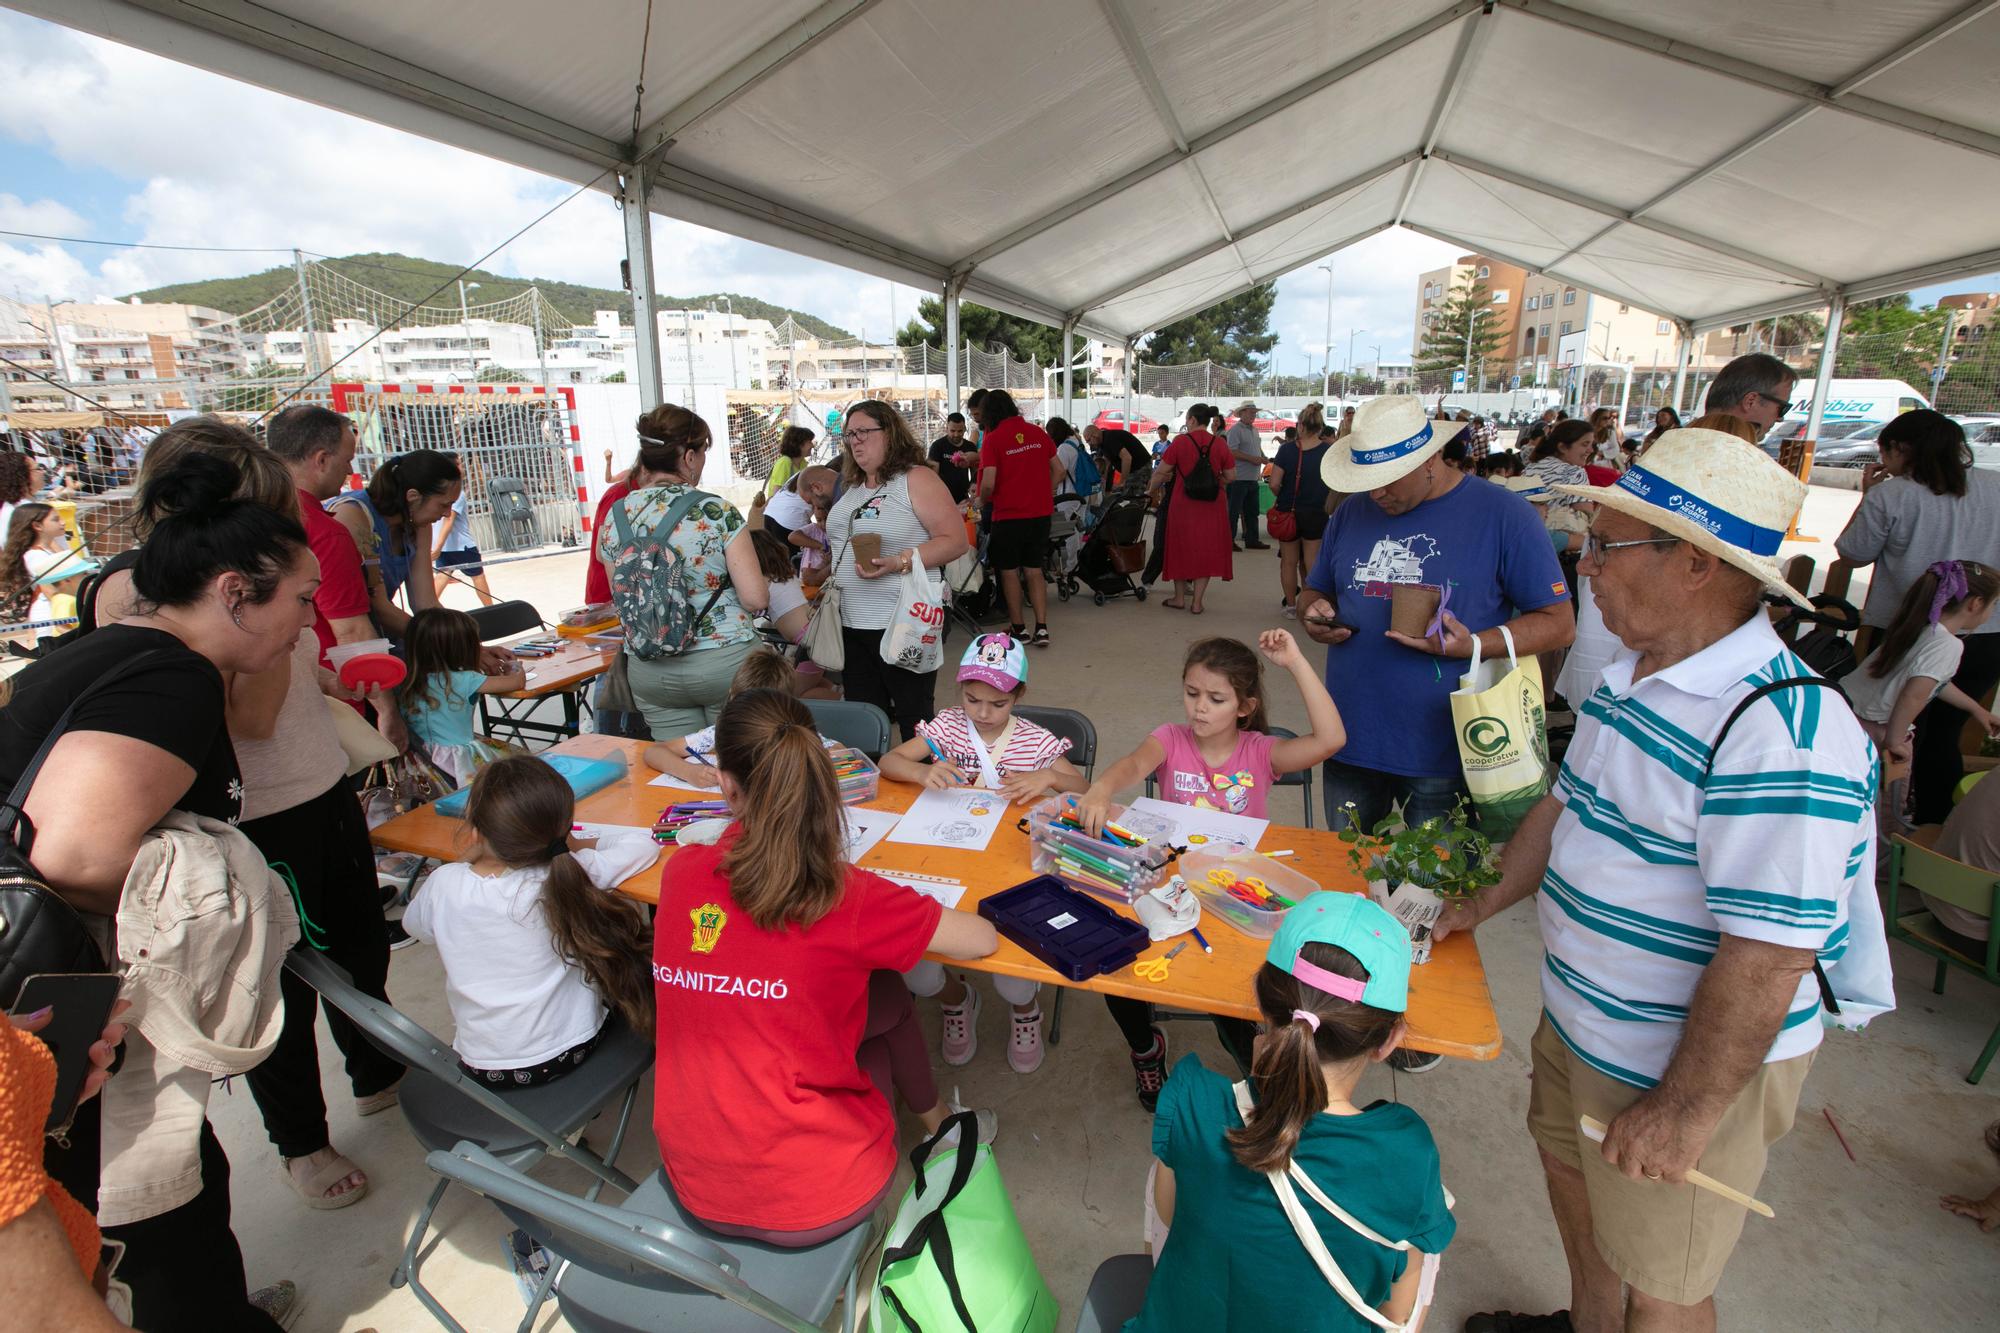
xmin=1912 ymin=631 xmax=2000 ymax=825
xmin=840 ymin=625 xmax=938 ymax=743
xmin=240 ymin=778 xmax=404 ymax=1159
xmin=1104 ymin=994 xmax=1258 ymax=1075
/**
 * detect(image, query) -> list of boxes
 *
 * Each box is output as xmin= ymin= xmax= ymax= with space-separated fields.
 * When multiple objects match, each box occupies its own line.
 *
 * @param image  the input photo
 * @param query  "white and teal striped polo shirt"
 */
xmin=1540 ymin=614 xmax=1877 ymax=1089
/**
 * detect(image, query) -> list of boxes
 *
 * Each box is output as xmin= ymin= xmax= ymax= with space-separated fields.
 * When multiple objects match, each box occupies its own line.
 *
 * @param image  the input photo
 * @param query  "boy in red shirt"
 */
xmin=653 ymin=688 xmax=1000 ymax=1245
xmin=976 ymin=389 xmax=1061 ymax=647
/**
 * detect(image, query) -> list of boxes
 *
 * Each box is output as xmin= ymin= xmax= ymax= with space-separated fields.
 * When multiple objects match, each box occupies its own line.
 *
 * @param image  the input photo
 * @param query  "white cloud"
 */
xmin=1266 ymin=229 xmax=1460 ymax=377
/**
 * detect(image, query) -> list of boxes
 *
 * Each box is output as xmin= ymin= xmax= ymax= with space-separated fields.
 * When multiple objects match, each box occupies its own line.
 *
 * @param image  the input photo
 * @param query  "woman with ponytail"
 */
xmin=1130 ymin=893 xmax=1454 ymax=1333
xmin=404 ymin=755 xmax=659 ymax=1085
xmin=327 ymin=447 xmax=460 ymax=632
xmin=0 ymin=450 xmax=317 ymax=1331
xmin=653 ymin=687 xmax=1000 ymax=1246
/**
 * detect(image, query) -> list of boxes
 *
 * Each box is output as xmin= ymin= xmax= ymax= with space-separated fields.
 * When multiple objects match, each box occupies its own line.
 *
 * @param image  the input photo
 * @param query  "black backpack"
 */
xmin=1181 ymin=436 xmax=1222 ymax=502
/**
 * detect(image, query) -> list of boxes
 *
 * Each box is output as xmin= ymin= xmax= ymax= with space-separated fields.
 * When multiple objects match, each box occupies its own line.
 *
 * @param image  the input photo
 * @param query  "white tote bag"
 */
xmin=881 ymin=552 xmax=946 ymax=674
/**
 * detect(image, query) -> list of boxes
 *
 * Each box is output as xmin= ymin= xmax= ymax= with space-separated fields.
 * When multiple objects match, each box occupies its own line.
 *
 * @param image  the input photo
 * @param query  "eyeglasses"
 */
xmin=1582 ymin=533 xmax=1681 ymax=563
xmin=1755 ymin=392 xmax=1796 ymax=415
xmin=840 ymin=425 xmax=884 ymax=444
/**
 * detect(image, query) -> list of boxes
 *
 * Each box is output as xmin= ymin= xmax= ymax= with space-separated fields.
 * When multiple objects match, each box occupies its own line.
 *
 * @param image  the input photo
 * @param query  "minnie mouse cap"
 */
xmin=957 ymin=633 xmax=1027 ymax=692
xmin=1267 ymin=891 xmax=1411 ymax=1013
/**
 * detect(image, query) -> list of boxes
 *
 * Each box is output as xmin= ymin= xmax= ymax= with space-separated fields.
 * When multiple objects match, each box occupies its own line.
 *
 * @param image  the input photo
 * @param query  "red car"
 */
xmin=1091 ymin=409 xmax=1162 ymax=435
xmin=1214 ymin=411 xmax=1298 ymax=434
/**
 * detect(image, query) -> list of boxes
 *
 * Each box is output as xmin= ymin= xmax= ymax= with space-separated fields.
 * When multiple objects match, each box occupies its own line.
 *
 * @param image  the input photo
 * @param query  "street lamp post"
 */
xmin=1318 ymin=264 xmax=1335 ymax=398
xmin=719 ymin=296 xmax=738 ymax=390
xmin=457 ymin=279 xmax=481 ymax=379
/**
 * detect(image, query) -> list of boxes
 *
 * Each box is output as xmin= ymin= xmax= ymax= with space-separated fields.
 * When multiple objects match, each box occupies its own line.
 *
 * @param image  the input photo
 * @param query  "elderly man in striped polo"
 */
xmin=1443 ymin=427 xmax=1885 ymax=1333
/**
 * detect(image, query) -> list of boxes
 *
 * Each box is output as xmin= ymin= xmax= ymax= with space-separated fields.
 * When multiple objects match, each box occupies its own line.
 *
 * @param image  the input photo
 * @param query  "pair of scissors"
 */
xmin=1134 ymin=939 xmax=1189 ymax=983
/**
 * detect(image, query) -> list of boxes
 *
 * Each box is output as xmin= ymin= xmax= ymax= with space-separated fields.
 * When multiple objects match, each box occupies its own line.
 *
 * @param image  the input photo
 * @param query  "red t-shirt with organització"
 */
xmin=299 ymin=488 xmax=371 ymax=660
xmin=583 ymin=480 xmax=633 ymax=605
xmin=978 ymin=416 xmax=1056 ymax=520
xmin=652 ymin=830 xmax=944 ymax=1232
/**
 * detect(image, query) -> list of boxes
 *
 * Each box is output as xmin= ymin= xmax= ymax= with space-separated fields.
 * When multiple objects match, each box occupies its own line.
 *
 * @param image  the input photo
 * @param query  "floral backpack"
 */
xmin=606 ymin=489 xmax=729 ymax=660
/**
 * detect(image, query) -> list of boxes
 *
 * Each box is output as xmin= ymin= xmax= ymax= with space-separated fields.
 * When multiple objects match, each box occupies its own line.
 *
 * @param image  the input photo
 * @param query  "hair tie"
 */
xmin=1291 ymin=1009 xmax=1320 ymax=1032
xmin=545 ymin=839 xmax=570 ymax=860
xmin=1929 ymin=559 xmax=1970 ymax=624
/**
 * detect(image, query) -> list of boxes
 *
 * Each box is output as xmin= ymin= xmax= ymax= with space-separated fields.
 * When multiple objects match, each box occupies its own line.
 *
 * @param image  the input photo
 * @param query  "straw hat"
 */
xmin=1319 ymin=394 xmax=1467 ymax=491
xmin=1501 ymin=475 xmax=1553 ymax=504
xmin=1233 ymin=401 xmax=1261 ymax=420
xmin=1553 ymin=427 xmax=1809 ymax=608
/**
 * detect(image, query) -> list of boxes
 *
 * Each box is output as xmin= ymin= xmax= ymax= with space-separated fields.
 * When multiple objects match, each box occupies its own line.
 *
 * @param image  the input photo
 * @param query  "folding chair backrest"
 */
xmin=804 ymin=699 xmax=894 ymax=759
xmin=1016 ymin=705 xmax=1098 ymax=777
xmin=1894 ymin=836 xmax=2000 ymax=919
xmin=428 ymin=1143 xmax=823 ymax=1333
xmin=1268 ymin=726 xmax=1308 ymax=791
xmin=467 ymin=598 xmax=543 ymax=642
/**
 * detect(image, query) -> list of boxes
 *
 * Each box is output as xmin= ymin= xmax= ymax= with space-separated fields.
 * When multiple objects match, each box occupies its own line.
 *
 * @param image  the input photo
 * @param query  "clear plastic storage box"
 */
xmin=1026 ymin=796 xmax=1176 ymax=904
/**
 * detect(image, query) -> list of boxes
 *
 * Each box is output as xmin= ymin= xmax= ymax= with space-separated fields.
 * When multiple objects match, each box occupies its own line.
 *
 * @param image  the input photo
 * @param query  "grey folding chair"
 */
xmin=426 ymin=1141 xmax=868 ymax=1333
xmin=1014 ymin=705 xmax=1098 ymax=777
xmin=284 ymin=951 xmax=652 ymax=1333
xmin=1074 ymin=1254 xmax=1153 ymax=1332
xmin=1141 ymin=725 xmax=1313 ymax=827
xmin=804 ymin=698 xmax=895 ymax=759
xmin=468 ymin=599 xmax=559 ymax=745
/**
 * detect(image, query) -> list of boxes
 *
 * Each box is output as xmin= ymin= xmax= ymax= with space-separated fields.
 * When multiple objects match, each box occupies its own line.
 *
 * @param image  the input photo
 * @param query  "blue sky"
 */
xmin=2 ymin=10 xmax=1991 ymax=374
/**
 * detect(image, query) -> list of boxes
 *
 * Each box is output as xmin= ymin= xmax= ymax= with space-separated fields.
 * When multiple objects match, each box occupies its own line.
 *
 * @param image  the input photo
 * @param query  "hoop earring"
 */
xmin=229 ymin=602 xmax=247 ymax=630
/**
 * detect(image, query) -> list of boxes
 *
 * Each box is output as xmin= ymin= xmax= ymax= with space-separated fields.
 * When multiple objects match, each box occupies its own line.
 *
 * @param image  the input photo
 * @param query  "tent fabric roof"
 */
xmin=20 ymin=0 xmax=2000 ymax=339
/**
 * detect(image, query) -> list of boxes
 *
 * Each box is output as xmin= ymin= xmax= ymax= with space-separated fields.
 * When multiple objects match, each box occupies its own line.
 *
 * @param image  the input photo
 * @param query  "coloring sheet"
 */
xmin=885 ymin=785 xmax=1008 ymax=851
xmin=842 ymin=806 xmax=903 ymax=861
xmin=648 ymin=770 xmax=720 ymax=794
xmin=1124 ymin=796 xmax=1268 ymax=855
xmin=877 ymin=869 xmax=969 ymax=910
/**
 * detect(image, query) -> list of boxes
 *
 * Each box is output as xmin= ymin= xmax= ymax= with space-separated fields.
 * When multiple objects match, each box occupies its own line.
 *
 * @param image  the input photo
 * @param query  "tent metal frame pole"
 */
xmin=1494 ymin=0 xmax=2000 ymax=162
xmin=1393 ymin=3 xmax=1492 ymax=224
xmin=1804 ymin=294 xmax=1844 ymax=446
xmin=1672 ymin=327 xmax=1691 ymax=417
xmin=1061 ymin=324 xmax=1075 ymax=424
xmin=944 ymin=280 xmax=962 ymax=415
xmin=620 ymin=169 xmax=665 ymax=406
xmin=1123 ymin=338 xmax=1137 ymax=425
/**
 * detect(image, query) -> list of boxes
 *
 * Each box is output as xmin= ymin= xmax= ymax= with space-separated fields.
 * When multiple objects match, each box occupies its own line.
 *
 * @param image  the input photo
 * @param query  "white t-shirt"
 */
xmin=1055 ymin=441 xmax=1079 ymax=488
xmin=763 ymin=488 xmax=812 ymax=532
xmin=22 ymin=547 xmax=63 ymax=638
xmin=402 ymin=830 xmax=661 ymax=1068
xmin=767 ymin=576 xmax=808 ymax=624
xmin=1843 ymin=622 xmax=1965 ymax=725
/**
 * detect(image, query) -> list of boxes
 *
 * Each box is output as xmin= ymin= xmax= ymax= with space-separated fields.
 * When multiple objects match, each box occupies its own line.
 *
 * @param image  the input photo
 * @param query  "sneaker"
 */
xmin=1282 ymin=603 xmax=1297 ymax=619
xmin=937 ymin=1091 xmax=1000 ymax=1147
xmin=1132 ymin=1027 xmax=1168 ymax=1111
xmin=1389 ymin=1048 xmax=1443 ymax=1074
xmin=1463 ymin=1311 xmax=1576 ymax=1332
xmin=1244 ymin=541 xmax=1271 ymax=550
xmin=940 ymin=982 xmax=981 ymax=1067
xmin=1008 ymin=1007 xmax=1045 ymax=1074
xmin=249 ymin=1279 xmax=303 ymax=1330
xmin=385 ymin=919 xmax=418 ymax=951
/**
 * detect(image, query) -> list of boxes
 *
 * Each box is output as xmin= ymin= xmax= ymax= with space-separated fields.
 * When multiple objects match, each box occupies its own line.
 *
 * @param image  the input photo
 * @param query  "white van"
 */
xmin=1781 ymin=378 xmax=1930 ymax=421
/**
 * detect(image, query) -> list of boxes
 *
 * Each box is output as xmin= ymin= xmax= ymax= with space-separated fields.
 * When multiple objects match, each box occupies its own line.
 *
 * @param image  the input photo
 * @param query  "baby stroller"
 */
xmin=1048 ymin=491 xmax=1088 ymax=601
xmin=1072 ymin=490 xmax=1150 ymax=605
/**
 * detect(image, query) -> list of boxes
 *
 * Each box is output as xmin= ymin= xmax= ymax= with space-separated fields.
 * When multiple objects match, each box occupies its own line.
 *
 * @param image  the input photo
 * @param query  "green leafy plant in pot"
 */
xmin=1336 ymin=799 xmax=1499 ymax=964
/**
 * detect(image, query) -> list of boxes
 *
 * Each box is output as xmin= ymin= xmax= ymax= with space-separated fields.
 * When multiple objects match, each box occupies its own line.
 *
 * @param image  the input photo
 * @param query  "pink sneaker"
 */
xmin=1008 ymin=1007 xmax=1045 ymax=1074
xmin=940 ymin=983 xmax=980 ymax=1067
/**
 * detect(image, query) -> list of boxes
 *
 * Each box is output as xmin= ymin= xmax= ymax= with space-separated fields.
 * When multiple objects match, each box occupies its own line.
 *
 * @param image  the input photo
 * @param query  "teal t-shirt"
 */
xmin=1127 ymin=1055 xmax=1455 ymax=1333
xmin=405 ymin=668 xmax=486 ymax=750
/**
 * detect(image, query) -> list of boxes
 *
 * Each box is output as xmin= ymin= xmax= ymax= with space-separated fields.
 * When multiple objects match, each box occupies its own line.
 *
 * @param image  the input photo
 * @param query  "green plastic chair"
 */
xmin=1885 ymin=832 xmax=2000 ymax=1083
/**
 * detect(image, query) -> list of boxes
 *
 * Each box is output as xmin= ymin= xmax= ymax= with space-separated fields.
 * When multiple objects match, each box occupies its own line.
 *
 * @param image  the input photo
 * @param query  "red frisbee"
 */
xmin=338 ymin=652 xmax=407 ymax=691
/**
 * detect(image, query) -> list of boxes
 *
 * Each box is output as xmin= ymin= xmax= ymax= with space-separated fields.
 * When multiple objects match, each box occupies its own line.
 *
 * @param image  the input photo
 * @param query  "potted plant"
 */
xmin=1335 ymin=800 xmax=1499 ymax=964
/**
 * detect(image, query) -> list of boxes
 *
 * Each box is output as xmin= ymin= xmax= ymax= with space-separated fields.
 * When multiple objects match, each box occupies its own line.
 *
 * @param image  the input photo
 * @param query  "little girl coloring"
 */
xmin=641 ymin=647 xmax=810 ymax=789
xmin=882 ymin=633 xmax=1087 ymax=1073
xmin=1129 ymin=893 xmax=1454 ymax=1333
xmin=403 ymin=755 xmax=660 ymax=1085
xmin=654 ymin=688 xmax=1000 ymax=1247
xmin=1081 ymin=630 xmax=1347 ymax=1107
xmin=398 ymin=606 xmax=528 ymax=783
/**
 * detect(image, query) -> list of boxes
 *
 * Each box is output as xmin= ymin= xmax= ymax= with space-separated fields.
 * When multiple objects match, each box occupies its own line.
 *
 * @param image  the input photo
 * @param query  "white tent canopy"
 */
xmin=19 ymin=0 xmax=2000 ymax=372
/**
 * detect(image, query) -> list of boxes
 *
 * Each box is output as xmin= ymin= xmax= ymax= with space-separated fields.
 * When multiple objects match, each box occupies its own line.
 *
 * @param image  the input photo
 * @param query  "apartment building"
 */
xmin=1413 ymin=254 xmax=1528 ymax=359
xmin=1940 ymin=291 xmax=1998 ymax=352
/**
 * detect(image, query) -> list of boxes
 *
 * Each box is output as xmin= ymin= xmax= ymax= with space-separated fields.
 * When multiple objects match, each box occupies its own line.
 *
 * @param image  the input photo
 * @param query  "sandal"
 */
xmin=1160 ymin=599 xmax=1187 ymax=610
xmin=354 ymin=1078 xmax=401 ymax=1117
xmin=283 ymin=1147 xmax=369 ymax=1211
xmin=1032 ymin=627 xmax=1050 ymax=648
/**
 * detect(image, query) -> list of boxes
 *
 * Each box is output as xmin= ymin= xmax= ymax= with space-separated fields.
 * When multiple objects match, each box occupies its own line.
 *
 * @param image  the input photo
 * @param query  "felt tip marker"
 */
xmin=1189 ymin=925 xmax=1213 ymax=954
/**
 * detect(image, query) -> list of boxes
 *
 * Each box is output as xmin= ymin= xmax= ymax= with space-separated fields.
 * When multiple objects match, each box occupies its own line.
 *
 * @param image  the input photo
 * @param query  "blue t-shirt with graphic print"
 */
xmin=1306 ymin=475 xmax=1568 ymax=779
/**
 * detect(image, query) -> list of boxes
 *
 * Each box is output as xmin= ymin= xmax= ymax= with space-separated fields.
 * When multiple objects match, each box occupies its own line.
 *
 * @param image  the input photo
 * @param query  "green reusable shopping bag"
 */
xmin=1257 ymin=480 xmax=1277 ymax=513
xmin=870 ymin=1113 xmax=1059 ymax=1333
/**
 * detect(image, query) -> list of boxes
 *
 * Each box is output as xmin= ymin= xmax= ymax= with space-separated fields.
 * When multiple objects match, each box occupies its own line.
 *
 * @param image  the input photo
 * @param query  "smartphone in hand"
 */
xmin=12 ymin=972 xmax=121 ymax=1135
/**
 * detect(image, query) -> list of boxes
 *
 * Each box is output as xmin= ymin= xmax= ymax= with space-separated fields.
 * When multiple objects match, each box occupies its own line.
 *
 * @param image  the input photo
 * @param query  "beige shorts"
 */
xmin=1526 ymin=1015 xmax=1811 ymax=1305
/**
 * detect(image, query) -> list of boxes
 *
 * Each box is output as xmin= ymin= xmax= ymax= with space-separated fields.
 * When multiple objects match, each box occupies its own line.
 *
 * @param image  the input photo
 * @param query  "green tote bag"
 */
xmin=869 ymin=1113 xmax=1058 ymax=1333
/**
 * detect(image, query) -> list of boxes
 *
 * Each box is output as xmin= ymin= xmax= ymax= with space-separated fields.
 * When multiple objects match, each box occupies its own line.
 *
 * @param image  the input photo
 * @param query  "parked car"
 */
xmin=1090 ymin=409 xmax=1162 ymax=436
xmin=1759 ymin=415 xmax=1879 ymax=461
xmin=1811 ymin=415 xmax=2000 ymax=470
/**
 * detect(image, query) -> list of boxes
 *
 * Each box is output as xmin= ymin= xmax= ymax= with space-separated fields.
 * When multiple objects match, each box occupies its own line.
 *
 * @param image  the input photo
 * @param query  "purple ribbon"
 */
xmin=1424 ymin=583 xmax=1452 ymax=648
xmin=1929 ymin=560 xmax=1970 ymax=624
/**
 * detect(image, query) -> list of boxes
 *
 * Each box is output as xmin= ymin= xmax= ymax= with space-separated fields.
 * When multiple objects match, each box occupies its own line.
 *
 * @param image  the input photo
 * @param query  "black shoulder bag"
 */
xmin=0 ymin=650 xmax=164 ymax=1006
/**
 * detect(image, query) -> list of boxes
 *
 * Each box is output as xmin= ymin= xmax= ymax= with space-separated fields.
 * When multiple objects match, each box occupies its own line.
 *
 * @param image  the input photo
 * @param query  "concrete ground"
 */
xmin=205 ymin=483 xmax=2000 ymax=1332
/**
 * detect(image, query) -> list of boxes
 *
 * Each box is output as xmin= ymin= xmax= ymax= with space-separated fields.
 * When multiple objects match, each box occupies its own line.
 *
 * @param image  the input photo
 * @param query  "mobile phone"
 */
xmin=1303 ymin=613 xmax=1356 ymax=633
xmin=11 ymin=973 xmax=121 ymax=1136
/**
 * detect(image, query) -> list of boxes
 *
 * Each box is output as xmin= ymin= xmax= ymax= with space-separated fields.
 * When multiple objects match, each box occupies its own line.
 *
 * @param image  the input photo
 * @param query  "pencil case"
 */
xmin=978 ymin=875 xmax=1152 ymax=982
xmin=433 ymin=754 xmax=624 ymax=817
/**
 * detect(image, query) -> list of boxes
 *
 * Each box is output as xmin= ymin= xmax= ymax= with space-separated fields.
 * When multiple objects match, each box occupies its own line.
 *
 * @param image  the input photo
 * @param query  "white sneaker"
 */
xmin=936 ymin=1090 xmax=999 ymax=1147
xmin=939 ymin=983 xmax=980 ymax=1067
xmin=1282 ymin=603 xmax=1298 ymax=619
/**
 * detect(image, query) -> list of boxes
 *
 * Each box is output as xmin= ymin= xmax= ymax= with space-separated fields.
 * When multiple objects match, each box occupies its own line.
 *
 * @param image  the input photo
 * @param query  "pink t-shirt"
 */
xmin=1148 ymin=724 xmax=1282 ymax=819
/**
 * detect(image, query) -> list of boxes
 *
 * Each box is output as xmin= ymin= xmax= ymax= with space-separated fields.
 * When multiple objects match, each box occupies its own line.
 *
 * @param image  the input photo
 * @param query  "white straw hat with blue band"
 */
xmin=1319 ymin=394 xmax=1467 ymax=491
xmin=1553 ymin=426 xmax=1811 ymax=608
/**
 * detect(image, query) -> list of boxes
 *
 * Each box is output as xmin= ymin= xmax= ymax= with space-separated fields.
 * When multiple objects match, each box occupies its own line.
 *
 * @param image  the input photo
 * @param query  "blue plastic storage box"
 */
xmin=977 ymin=875 xmax=1152 ymax=982
xmin=431 ymin=753 xmax=625 ymax=818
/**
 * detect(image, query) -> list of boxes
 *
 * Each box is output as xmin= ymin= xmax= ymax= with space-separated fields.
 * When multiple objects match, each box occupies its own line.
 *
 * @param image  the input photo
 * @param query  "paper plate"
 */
xmin=337 ymin=652 xmax=407 ymax=691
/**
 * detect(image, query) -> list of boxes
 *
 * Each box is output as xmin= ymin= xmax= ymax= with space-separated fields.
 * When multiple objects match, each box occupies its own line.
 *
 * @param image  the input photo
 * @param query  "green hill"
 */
xmin=125 ymin=252 xmax=851 ymax=339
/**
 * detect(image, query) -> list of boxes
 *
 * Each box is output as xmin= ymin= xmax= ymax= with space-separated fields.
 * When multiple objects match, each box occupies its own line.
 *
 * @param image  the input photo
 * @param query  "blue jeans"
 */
xmin=1321 ymin=757 xmax=1470 ymax=834
xmin=1226 ymin=478 xmax=1260 ymax=544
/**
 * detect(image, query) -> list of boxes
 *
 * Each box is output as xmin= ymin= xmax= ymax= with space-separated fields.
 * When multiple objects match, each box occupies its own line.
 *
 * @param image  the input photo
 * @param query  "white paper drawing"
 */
xmin=885 ymin=786 xmax=1008 ymax=851
xmin=1124 ymin=796 xmax=1268 ymax=855
xmin=842 ymin=806 xmax=902 ymax=862
xmin=878 ymin=870 xmax=969 ymax=910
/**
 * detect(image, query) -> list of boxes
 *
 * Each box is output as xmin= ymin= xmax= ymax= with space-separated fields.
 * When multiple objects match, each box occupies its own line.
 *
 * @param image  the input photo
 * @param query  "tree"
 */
xmin=476 ymin=365 xmax=528 ymax=383
xmin=210 ymin=359 xmax=284 ymax=413
xmin=1138 ymin=283 xmax=1278 ymax=397
xmin=897 ymin=300 xmax=1061 ymax=364
xmin=1835 ymin=300 xmax=1946 ymax=390
xmin=601 ymin=370 xmax=626 ymax=383
xmin=1936 ymin=325 xmax=1999 ymax=414
xmin=1413 ymin=275 xmax=1506 ymax=380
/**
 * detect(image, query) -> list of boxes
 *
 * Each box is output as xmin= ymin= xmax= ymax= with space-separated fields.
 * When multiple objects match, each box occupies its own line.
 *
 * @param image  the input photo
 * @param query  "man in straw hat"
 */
xmin=1439 ymin=427 xmax=1884 ymax=1333
xmin=1298 ymin=392 xmax=1576 ymax=835
xmin=1224 ymin=400 xmax=1271 ymax=551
